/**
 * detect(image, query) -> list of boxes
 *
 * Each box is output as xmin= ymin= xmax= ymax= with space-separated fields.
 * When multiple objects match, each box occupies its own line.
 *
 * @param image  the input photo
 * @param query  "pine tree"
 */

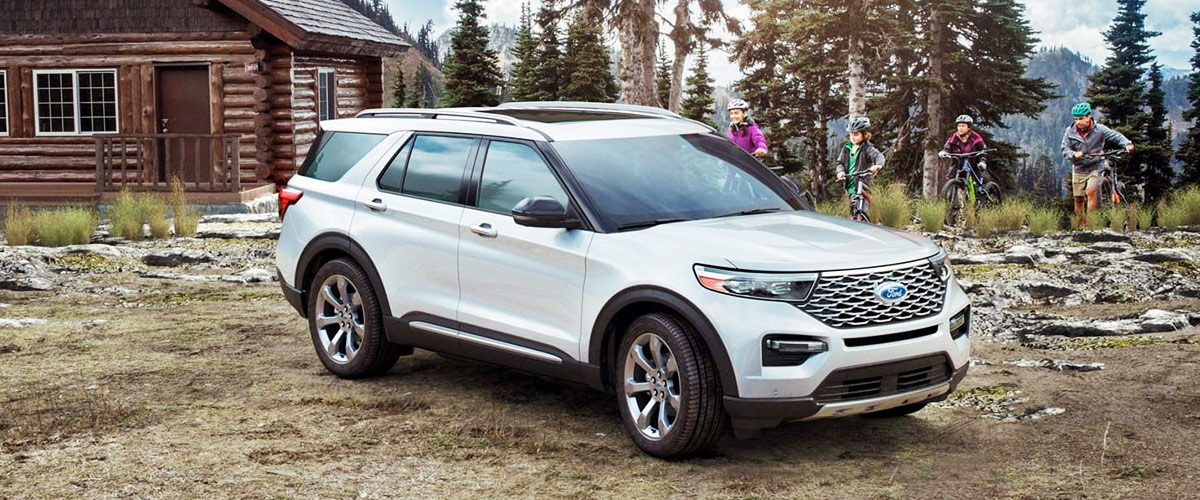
xmin=531 ymin=1 xmax=565 ymax=101
xmin=442 ymin=0 xmax=503 ymax=107
xmin=656 ymin=44 xmax=673 ymax=109
xmin=1178 ymin=11 xmax=1200 ymax=184
xmin=1142 ymin=63 xmax=1174 ymax=199
xmin=508 ymin=3 xmax=539 ymax=102
xmin=1085 ymin=0 xmax=1160 ymax=190
xmin=562 ymin=6 xmax=620 ymax=102
xmin=680 ymin=46 xmax=715 ymax=126
xmin=390 ymin=64 xmax=407 ymax=107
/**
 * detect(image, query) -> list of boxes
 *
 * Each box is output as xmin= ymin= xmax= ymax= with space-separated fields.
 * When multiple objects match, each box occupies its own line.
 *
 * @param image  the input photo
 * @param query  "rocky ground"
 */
xmin=1 ymin=217 xmax=1198 ymax=498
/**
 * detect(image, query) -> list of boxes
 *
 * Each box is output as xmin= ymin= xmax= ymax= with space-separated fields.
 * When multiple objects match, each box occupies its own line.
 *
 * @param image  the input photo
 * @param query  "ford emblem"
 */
xmin=875 ymin=282 xmax=908 ymax=305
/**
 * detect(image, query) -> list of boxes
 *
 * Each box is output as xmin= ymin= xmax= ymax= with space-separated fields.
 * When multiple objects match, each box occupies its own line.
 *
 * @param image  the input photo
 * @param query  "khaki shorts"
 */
xmin=1072 ymin=170 xmax=1100 ymax=197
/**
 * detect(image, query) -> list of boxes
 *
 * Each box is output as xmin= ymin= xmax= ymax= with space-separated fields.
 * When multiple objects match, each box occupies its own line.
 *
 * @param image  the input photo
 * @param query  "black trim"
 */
xmin=293 ymin=232 xmax=394 ymax=318
xmin=536 ymin=141 xmax=603 ymax=233
xmin=383 ymin=312 xmax=589 ymax=385
xmin=586 ymin=286 xmax=740 ymax=397
xmin=844 ymin=325 xmax=940 ymax=348
xmin=278 ymin=268 xmax=305 ymax=317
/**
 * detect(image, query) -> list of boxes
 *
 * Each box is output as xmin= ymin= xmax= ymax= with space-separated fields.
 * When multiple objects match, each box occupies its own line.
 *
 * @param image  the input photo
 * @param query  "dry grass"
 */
xmin=145 ymin=196 xmax=170 ymax=239
xmin=108 ymin=190 xmax=147 ymax=240
xmin=4 ymin=202 xmax=34 ymax=246
xmin=975 ymin=206 xmax=1003 ymax=237
xmin=873 ymin=182 xmax=912 ymax=229
xmin=814 ymin=197 xmax=849 ymax=218
xmin=916 ymin=199 xmax=947 ymax=233
xmin=1 ymin=385 xmax=146 ymax=450
xmin=170 ymin=177 xmax=201 ymax=237
xmin=1176 ymin=186 xmax=1200 ymax=226
xmin=1027 ymin=208 xmax=1061 ymax=236
xmin=994 ymin=199 xmax=1033 ymax=231
xmin=32 ymin=207 xmax=97 ymax=246
xmin=1103 ymin=205 xmax=1127 ymax=232
xmin=1158 ymin=199 xmax=1188 ymax=231
xmin=1129 ymin=204 xmax=1152 ymax=231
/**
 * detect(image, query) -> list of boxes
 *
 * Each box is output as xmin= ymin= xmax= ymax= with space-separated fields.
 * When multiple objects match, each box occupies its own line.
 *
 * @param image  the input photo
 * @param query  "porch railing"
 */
xmin=95 ymin=134 xmax=241 ymax=192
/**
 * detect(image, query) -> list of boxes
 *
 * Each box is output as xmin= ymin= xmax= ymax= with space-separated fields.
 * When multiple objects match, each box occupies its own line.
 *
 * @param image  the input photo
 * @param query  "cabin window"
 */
xmin=33 ymin=69 xmax=118 ymax=136
xmin=318 ymin=69 xmax=336 ymax=121
xmin=0 ymin=70 xmax=8 ymax=136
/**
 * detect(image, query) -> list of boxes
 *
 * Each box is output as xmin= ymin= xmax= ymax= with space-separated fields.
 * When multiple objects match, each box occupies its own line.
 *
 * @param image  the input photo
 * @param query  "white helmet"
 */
xmin=727 ymin=99 xmax=749 ymax=111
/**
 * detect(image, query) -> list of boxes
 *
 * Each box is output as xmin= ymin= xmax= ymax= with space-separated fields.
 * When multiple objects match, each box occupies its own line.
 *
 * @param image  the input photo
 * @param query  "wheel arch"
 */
xmin=294 ymin=232 xmax=392 ymax=318
xmin=588 ymin=286 xmax=740 ymax=397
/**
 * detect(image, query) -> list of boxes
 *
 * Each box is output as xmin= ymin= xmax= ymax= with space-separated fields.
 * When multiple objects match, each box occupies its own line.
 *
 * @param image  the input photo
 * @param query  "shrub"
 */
xmin=1159 ymin=201 xmax=1188 ymax=231
xmin=169 ymin=177 xmax=201 ymax=237
xmin=32 ymin=207 xmax=97 ymax=247
xmin=1173 ymin=186 xmax=1200 ymax=226
xmin=915 ymin=199 xmax=947 ymax=233
xmin=873 ymin=182 xmax=912 ymax=229
xmin=1027 ymin=208 xmax=1061 ymax=236
xmin=1127 ymin=204 xmax=1151 ymax=231
xmin=963 ymin=201 xmax=977 ymax=229
xmin=1084 ymin=209 xmax=1107 ymax=230
xmin=109 ymin=190 xmax=147 ymax=240
xmin=975 ymin=207 xmax=1002 ymax=238
xmin=145 ymin=196 xmax=170 ymax=239
xmin=994 ymin=199 xmax=1033 ymax=231
xmin=4 ymin=202 xmax=35 ymax=246
xmin=814 ymin=197 xmax=849 ymax=218
xmin=1103 ymin=205 xmax=1127 ymax=232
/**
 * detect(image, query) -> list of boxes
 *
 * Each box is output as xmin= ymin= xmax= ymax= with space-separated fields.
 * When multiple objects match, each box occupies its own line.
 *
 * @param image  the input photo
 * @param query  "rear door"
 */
xmin=350 ymin=133 xmax=479 ymax=328
xmin=456 ymin=138 xmax=593 ymax=364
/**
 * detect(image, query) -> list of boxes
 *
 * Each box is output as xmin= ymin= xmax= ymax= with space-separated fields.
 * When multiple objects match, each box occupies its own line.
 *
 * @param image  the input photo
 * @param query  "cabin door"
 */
xmin=156 ymin=65 xmax=212 ymax=185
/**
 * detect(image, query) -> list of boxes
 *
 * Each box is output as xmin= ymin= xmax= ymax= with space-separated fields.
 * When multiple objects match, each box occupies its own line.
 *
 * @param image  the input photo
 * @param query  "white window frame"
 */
xmin=317 ymin=68 xmax=336 ymax=122
xmin=0 ymin=69 xmax=9 ymax=137
xmin=32 ymin=68 xmax=120 ymax=137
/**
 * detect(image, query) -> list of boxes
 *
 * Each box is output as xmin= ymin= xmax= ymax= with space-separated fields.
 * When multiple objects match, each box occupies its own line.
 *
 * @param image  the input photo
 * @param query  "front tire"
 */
xmin=308 ymin=258 xmax=402 ymax=378
xmin=941 ymin=179 xmax=967 ymax=226
xmin=617 ymin=313 xmax=725 ymax=458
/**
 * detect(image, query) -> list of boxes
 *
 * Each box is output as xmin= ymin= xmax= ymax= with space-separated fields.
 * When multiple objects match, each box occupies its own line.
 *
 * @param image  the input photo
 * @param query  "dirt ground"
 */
xmin=2 ymin=272 xmax=1199 ymax=499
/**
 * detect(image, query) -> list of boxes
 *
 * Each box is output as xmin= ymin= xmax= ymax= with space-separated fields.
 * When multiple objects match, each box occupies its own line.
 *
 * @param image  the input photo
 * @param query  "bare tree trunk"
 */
xmin=847 ymin=37 xmax=866 ymax=118
xmin=668 ymin=0 xmax=690 ymax=113
xmin=921 ymin=7 xmax=944 ymax=198
xmin=617 ymin=0 xmax=661 ymax=107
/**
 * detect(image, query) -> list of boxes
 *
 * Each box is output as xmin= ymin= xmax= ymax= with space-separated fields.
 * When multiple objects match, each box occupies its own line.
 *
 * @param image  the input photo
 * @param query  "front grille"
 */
xmin=801 ymin=260 xmax=946 ymax=328
xmin=814 ymin=354 xmax=951 ymax=404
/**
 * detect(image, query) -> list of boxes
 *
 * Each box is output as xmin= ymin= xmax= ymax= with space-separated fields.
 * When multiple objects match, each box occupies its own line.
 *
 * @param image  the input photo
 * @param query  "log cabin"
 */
xmin=0 ymin=0 xmax=407 ymax=206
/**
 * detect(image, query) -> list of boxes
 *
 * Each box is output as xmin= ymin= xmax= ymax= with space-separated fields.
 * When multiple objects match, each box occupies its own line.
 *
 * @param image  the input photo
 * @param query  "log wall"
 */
xmin=288 ymin=53 xmax=384 ymax=179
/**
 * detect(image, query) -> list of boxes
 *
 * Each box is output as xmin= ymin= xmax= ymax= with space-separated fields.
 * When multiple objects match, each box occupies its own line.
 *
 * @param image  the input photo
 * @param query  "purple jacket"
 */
xmin=727 ymin=120 xmax=768 ymax=155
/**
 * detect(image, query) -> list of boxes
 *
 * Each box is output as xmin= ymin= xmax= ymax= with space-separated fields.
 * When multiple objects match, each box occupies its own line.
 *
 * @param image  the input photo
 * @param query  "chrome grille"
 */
xmin=801 ymin=260 xmax=946 ymax=328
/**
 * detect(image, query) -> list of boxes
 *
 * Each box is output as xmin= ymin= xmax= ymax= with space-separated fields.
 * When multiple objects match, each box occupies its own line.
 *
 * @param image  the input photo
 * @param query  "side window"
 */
xmin=297 ymin=131 xmax=387 ymax=182
xmin=478 ymin=141 xmax=570 ymax=213
xmin=376 ymin=137 xmax=414 ymax=192
xmin=401 ymin=135 xmax=475 ymax=203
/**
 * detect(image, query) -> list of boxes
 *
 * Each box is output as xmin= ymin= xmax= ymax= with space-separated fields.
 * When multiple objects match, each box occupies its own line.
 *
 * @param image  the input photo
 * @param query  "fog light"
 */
xmin=950 ymin=307 xmax=970 ymax=339
xmin=765 ymin=339 xmax=827 ymax=353
xmin=762 ymin=335 xmax=826 ymax=367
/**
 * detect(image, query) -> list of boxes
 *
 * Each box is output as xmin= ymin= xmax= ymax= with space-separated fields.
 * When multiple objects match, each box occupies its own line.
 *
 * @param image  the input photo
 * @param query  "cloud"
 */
xmin=1026 ymin=0 xmax=1196 ymax=69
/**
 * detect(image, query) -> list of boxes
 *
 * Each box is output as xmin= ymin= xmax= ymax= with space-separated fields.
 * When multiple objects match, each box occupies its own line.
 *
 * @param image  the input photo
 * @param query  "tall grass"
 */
xmin=975 ymin=207 xmax=1002 ymax=238
xmin=170 ymin=177 xmax=201 ymax=237
xmin=1158 ymin=199 xmax=1188 ymax=231
xmin=109 ymin=190 xmax=147 ymax=240
xmin=915 ymin=199 xmax=947 ymax=233
xmin=1172 ymin=186 xmax=1200 ymax=226
xmin=873 ymin=183 xmax=912 ymax=229
xmin=1128 ymin=204 xmax=1152 ymax=231
xmin=145 ymin=196 xmax=170 ymax=239
xmin=814 ymin=197 xmax=849 ymax=218
xmin=1027 ymin=208 xmax=1061 ymax=236
xmin=1084 ymin=209 xmax=1107 ymax=230
xmin=1102 ymin=205 xmax=1127 ymax=232
xmin=4 ymin=202 xmax=35 ymax=246
xmin=994 ymin=199 xmax=1033 ymax=231
xmin=32 ymin=207 xmax=97 ymax=247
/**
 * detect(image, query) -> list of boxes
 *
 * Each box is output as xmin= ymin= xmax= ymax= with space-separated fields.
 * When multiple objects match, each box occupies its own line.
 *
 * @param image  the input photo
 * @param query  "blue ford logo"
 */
xmin=875 ymin=282 xmax=908 ymax=305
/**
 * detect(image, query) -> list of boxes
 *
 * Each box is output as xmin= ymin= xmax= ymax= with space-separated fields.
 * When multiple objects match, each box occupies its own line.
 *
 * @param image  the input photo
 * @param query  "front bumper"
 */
xmin=724 ymin=361 xmax=969 ymax=431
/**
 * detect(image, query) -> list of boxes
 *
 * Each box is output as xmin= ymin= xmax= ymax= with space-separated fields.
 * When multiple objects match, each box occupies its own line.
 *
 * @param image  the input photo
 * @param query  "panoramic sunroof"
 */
xmin=480 ymin=109 xmax=652 ymax=123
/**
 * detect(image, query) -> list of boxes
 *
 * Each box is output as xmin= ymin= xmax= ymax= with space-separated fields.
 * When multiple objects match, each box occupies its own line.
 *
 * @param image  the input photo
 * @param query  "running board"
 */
xmin=408 ymin=321 xmax=564 ymax=364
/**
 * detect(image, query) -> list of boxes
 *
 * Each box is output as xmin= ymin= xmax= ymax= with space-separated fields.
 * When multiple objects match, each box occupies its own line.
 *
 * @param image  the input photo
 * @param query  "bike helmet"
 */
xmin=846 ymin=116 xmax=871 ymax=133
xmin=955 ymin=114 xmax=973 ymax=125
xmin=727 ymin=99 xmax=749 ymax=111
xmin=1071 ymin=102 xmax=1092 ymax=117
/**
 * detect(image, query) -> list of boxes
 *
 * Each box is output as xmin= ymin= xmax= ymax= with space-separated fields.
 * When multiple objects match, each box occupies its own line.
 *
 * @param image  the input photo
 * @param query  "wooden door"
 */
xmin=156 ymin=66 xmax=212 ymax=185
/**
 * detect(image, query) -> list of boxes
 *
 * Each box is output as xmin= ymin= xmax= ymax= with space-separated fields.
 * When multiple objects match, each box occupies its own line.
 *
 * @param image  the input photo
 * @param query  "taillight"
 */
xmin=279 ymin=187 xmax=303 ymax=220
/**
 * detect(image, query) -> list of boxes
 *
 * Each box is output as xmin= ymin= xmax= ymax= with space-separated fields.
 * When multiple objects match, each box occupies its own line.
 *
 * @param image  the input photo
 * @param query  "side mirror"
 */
xmin=512 ymin=196 xmax=583 ymax=229
xmin=779 ymin=176 xmax=801 ymax=196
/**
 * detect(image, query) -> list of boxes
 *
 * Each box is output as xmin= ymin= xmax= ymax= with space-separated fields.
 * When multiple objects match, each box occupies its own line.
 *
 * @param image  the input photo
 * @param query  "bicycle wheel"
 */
xmin=1097 ymin=178 xmax=1114 ymax=208
xmin=981 ymin=182 xmax=1002 ymax=207
xmin=941 ymin=179 xmax=967 ymax=226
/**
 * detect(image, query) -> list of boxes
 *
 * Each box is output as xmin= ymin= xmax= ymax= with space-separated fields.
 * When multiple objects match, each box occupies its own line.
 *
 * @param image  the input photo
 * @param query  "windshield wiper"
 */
xmin=617 ymin=218 xmax=689 ymax=230
xmin=715 ymin=207 xmax=782 ymax=218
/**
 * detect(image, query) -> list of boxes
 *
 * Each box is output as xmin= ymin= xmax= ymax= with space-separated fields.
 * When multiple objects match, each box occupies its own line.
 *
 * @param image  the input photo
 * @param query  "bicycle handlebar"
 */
xmin=940 ymin=149 xmax=995 ymax=158
xmin=1090 ymin=149 xmax=1126 ymax=157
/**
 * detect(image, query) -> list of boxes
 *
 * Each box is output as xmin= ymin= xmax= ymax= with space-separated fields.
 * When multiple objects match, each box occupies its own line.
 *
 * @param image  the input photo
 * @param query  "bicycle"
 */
xmin=768 ymin=165 xmax=818 ymax=208
xmin=939 ymin=149 xmax=1000 ymax=226
xmin=1088 ymin=149 xmax=1129 ymax=207
xmin=840 ymin=170 xmax=875 ymax=223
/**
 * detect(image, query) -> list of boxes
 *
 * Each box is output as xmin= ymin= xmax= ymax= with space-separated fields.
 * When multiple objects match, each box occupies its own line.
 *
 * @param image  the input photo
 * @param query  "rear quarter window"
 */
xmin=298 ymin=131 xmax=387 ymax=182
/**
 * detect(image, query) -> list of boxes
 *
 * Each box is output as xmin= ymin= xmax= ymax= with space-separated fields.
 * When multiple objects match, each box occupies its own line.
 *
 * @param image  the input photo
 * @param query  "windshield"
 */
xmin=551 ymin=133 xmax=801 ymax=230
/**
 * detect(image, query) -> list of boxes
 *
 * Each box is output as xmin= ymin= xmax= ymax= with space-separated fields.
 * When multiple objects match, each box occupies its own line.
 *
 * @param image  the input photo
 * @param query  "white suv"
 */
xmin=275 ymin=102 xmax=971 ymax=457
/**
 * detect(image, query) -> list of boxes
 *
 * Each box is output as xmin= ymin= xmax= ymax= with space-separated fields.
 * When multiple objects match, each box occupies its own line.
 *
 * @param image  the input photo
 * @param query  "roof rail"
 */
xmin=497 ymin=101 xmax=683 ymax=119
xmin=354 ymin=108 xmax=524 ymax=126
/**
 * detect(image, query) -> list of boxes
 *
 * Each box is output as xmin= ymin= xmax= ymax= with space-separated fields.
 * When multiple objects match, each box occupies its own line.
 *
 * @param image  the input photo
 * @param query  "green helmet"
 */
xmin=1071 ymin=102 xmax=1092 ymax=117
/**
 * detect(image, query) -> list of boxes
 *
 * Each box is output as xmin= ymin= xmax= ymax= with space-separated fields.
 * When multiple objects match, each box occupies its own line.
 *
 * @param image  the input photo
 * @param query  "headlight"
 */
xmin=929 ymin=249 xmax=951 ymax=281
xmin=694 ymin=265 xmax=817 ymax=303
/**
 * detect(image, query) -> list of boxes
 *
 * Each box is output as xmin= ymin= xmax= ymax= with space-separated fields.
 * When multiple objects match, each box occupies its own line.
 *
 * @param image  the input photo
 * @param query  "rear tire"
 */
xmin=862 ymin=402 xmax=929 ymax=419
xmin=617 ymin=313 xmax=725 ymax=458
xmin=981 ymin=182 xmax=1003 ymax=207
xmin=308 ymin=258 xmax=402 ymax=378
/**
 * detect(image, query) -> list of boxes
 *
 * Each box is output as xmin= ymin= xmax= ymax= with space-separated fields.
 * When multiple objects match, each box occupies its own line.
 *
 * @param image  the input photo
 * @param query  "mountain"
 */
xmin=437 ymin=24 xmax=519 ymax=77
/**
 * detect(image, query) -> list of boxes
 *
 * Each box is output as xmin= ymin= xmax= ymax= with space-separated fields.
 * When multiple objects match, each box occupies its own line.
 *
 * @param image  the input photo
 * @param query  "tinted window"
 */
xmin=401 ymin=135 xmax=475 ymax=203
xmin=298 ymin=131 xmax=386 ymax=182
xmin=377 ymin=138 xmax=414 ymax=192
xmin=478 ymin=141 xmax=569 ymax=213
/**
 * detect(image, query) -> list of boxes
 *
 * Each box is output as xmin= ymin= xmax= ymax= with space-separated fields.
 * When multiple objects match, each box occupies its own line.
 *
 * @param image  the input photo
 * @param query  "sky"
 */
xmin=386 ymin=0 xmax=1197 ymax=86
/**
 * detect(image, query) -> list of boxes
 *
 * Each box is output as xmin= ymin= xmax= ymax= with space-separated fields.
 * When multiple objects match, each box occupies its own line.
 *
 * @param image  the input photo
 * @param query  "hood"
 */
xmin=639 ymin=211 xmax=940 ymax=272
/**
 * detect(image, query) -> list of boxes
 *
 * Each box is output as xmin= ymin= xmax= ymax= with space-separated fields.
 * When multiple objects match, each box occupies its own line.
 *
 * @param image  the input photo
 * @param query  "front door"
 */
xmin=156 ymin=65 xmax=212 ymax=185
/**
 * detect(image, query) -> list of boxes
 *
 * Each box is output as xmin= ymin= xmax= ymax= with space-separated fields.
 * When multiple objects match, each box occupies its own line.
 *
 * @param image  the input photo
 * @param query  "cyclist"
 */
xmin=1060 ymin=102 xmax=1134 ymax=228
xmin=726 ymin=99 xmax=768 ymax=158
xmin=938 ymin=114 xmax=988 ymax=176
xmin=835 ymin=116 xmax=885 ymax=197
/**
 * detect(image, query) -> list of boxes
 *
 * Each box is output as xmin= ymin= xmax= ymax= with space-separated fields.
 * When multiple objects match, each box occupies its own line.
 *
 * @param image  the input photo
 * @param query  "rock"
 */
xmin=1131 ymin=249 xmax=1194 ymax=264
xmin=1071 ymin=230 xmax=1130 ymax=243
xmin=950 ymin=253 xmax=1006 ymax=265
xmin=1021 ymin=309 xmax=1190 ymax=337
xmin=218 ymin=268 xmax=277 ymax=284
xmin=1002 ymin=245 xmax=1046 ymax=264
xmin=136 ymin=270 xmax=214 ymax=282
xmin=1015 ymin=281 xmax=1078 ymax=301
xmin=141 ymin=249 xmax=216 ymax=267
xmin=0 ymin=277 xmax=54 ymax=291
xmin=1002 ymin=358 xmax=1105 ymax=371
xmin=0 ymin=318 xmax=47 ymax=328
xmin=200 ymin=213 xmax=278 ymax=224
xmin=1089 ymin=241 xmax=1134 ymax=254
xmin=60 ymin=244 xmax=124 ymax=260
xmin=196 ymin=225 xmax=281 ymax=240
xmin=969 ymin=357 xmax=992 ymax=366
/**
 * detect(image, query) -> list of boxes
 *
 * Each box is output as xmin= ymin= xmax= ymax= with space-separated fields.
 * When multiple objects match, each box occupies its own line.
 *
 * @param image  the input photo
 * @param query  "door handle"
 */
xmin=364 ymin=198 xmax=386 ymax=212
xmin=470 ymin=223 xmax=498 ymax=238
